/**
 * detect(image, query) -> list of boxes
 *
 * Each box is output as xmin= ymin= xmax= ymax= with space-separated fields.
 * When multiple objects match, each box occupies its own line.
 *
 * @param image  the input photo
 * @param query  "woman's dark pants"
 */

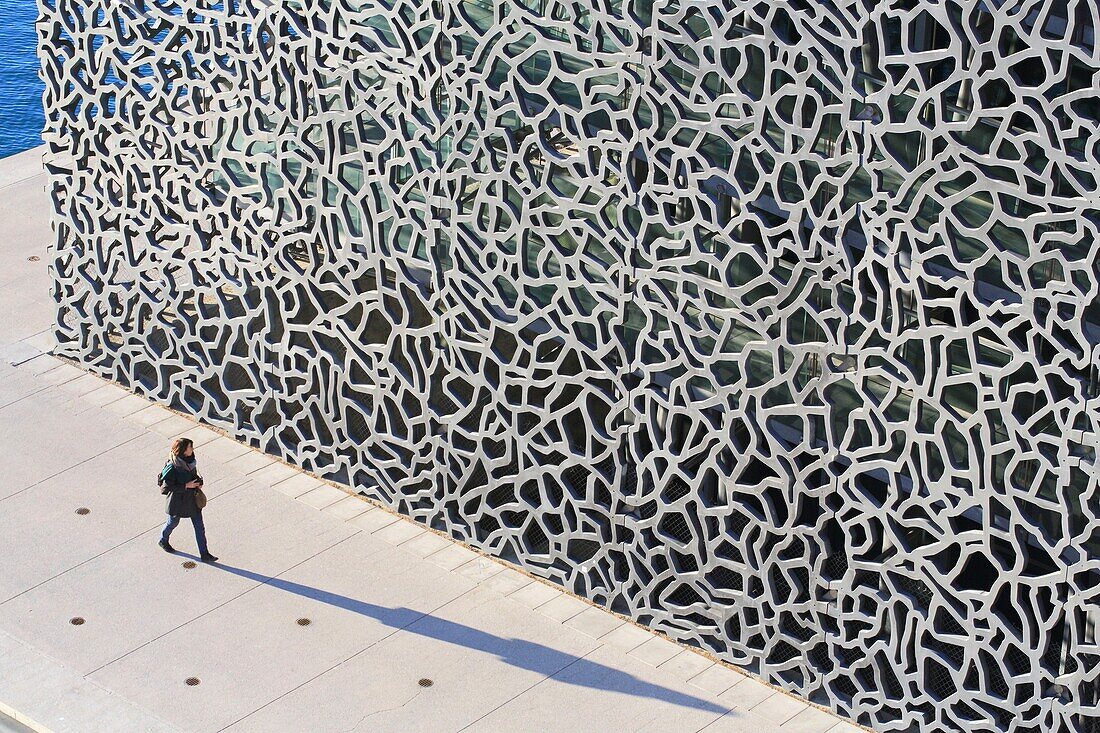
xmin=161 ymin=512 xmax=208 ymax=555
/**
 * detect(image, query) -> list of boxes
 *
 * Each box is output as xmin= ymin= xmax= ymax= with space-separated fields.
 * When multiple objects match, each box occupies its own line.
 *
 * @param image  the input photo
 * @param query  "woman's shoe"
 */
xmin=200 ymin=552 xmax=219 ymax=563
xmin=158 ymin=539 xmax=175 ymax=553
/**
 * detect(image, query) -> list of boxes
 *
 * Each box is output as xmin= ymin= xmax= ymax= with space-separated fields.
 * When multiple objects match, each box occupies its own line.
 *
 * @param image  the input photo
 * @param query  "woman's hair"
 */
xmin=170 ymin=437 xmax=194 ymax=459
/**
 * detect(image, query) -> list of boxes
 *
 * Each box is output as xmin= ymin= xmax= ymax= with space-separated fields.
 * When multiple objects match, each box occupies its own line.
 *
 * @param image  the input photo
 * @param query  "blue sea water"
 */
xmin=0 ymin=0 xmax=45 ymax=159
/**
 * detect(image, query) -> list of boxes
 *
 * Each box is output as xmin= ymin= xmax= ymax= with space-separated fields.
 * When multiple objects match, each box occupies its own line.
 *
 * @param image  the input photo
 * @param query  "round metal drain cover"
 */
xmin=418 ymin=678 xmax=433 ymax=688
xmin=296 ymin=618 xmax=311 ymax=626
xmin=182 ymin=561 xmax=197 ymax=569
xmin=75 ymin=507 xmax=90 ymax=515
xmin=185 ymin=677 xmax=201 ymax=687
xmin=70 ymin=617 xmax=85 ymax=626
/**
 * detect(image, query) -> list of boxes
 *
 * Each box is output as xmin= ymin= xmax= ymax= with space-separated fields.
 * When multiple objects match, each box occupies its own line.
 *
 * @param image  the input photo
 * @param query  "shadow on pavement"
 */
xmin=193 ymin=557 xmax=731 ymax=716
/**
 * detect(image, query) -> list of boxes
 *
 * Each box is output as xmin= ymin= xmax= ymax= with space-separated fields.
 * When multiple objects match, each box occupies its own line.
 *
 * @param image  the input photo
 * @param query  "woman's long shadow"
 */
xmin=202 ymin=559 xmax=730 ymax=716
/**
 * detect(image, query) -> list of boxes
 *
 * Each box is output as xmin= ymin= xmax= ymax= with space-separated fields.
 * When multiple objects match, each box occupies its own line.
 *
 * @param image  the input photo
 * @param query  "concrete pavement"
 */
xmin=0 ymin=146 xmax=863 ymax=733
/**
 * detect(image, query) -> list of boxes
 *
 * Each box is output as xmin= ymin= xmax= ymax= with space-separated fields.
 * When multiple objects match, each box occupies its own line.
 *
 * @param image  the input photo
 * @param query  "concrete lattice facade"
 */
xmin=38 ymin=1 xmax=1100 ymax=730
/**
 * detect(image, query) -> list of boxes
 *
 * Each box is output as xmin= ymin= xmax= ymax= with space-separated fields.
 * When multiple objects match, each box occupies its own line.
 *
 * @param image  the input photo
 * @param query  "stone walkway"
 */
xmin=0 ymin=146 xmax=864 ymax=733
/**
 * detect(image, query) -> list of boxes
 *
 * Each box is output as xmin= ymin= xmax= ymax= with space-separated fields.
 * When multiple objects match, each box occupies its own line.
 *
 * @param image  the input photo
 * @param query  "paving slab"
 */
xmin=425 ymin=543 xmax=481 ymax=571
xmin=455 ymin=555 xmax=507 ymax=583
xmin=296 ymin=483 xmax=350 ymax=510
xmin=691 ymin=662 xmax=748 ymax=695
xmin=480 ymin=568 xmax=535 ymax=597
xmin=0 ymin=146 xmax=48 ymax=189
xmin=248 ymin=461 xmax=301 ymax=487
xmin=77 ymin=383 xmax=130 ymax=409
xmin=629 ymin=635 xmax=684 ymax=667
xmin=32 ymin=363 xmax=83 ymax=387
xmin=537 ymin=593 xmax=590 ymax=623
xmin=226 ymin=449 xmax=277 ymax=475
xmin=508 ymin=579 xmax=563 ymax=609
xmin=658 ymin=649 xmax=715 ymax=681
xmin=346 ymin=507 xmax=399 ymax=533
xmin=599 ymin=621 xmax=655 ymax=653
xmin=193 ymin=436 xmax=252 ymax=465
xmin=750 ymin=689 xmax=808 ymax=723
xmin=0 ymin=283 xmax=52 ymax=345
xmin=19 ymin=330 xmax=56 ymax=355
xmin=782 ymin=707 xmax=840 ymax=732
xmin=20 ymin=353 xmax=64 ymax=377
xmin=400 ymin=529 xmax=454 ymax=557
xmin=181 ymin=425 xmax=222 ymax=447
xmin=374 ymin=517 xmax=427 ymax=545
xmin=698 ymin=711 xmax=775 ymax=733
xmin=565 ymin=605 xmax=625 ymax=638
xmin=56 ymin=373 xmax=103 ymax=398
xmin=101 ymin=393 xmax=150 ymax=418
xmin=269 ymin=472 xmax=323 ymax=499
xmin=130 ymin=405 xmax=174 ymax=428
xmin=181 ymin=481 xmax=358 ymax=577
xmin=320 ymin=495 xmax=372 ymax=521
xmin=0 ymin=339 xmax=42 ymax=367
xmin=721 ymin=677 xmax=779 ymax=711
xmin=0 ymin=363 xmax=51 ymax=399
xmin=148 ymin=414 xmax=197 ymax=439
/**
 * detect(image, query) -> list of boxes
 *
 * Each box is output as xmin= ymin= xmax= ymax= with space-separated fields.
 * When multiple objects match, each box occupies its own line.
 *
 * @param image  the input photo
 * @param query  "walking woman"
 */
xmin=158 ymin=437 xmax=218 ymax=562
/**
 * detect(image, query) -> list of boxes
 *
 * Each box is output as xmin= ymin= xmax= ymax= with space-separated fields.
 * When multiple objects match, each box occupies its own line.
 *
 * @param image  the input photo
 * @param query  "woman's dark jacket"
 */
xmin=163 ymin=465 xmax=200 ymax=518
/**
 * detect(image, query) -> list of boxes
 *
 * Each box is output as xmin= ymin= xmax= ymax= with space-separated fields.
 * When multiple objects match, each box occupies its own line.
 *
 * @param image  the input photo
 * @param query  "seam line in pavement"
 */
xmin=217 ymin=584 xmax=482 ymax=732
xmin=8 ymin=351 xmax=45 ymax=369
